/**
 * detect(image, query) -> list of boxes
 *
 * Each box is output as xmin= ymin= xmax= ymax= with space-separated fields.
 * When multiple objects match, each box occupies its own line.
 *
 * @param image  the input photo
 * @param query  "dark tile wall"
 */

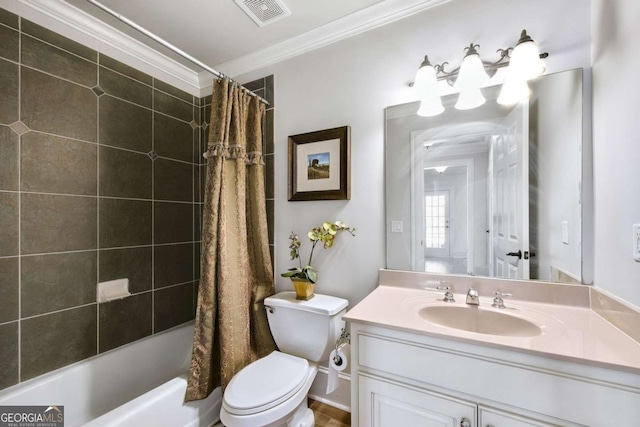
xmin=0 ymin=7 xmax=201 ymax=389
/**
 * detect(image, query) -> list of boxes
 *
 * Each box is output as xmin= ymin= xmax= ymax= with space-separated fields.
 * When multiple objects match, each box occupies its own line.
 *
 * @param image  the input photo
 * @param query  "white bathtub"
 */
xmin=0 ymin=322 xmax=221 ymax=427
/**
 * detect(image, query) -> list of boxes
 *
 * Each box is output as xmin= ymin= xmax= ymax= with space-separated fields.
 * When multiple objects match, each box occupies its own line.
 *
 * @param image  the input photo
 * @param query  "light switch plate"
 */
xmin=391 ymin=220 xmax=403 ymax=233
xmin=634 ymin=224 xmax=640 ymax=262
xmin=562 ymin=221 xmax=569 ymax=245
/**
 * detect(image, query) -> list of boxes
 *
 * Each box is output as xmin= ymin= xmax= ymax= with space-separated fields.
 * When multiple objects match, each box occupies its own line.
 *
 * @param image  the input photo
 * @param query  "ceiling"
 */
xmin=3 ymin=0 xmax=450 ymax=94
xmin=65 ymin=0 xmax=384 ymax=71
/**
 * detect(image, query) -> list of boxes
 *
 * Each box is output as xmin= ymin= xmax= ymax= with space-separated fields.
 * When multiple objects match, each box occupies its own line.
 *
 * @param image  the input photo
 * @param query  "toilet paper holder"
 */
xmin=333 ymin=328 xmax=350 ymax=365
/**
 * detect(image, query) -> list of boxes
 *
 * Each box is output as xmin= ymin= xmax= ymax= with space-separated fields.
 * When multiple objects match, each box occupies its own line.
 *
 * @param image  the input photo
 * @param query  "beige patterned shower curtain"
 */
xmin=185 ymin=78 xmax=276 ymax=401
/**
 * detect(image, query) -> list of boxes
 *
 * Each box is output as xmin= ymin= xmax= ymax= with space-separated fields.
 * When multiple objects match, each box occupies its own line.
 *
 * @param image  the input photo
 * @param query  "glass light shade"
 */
xmin=498 ymin=78 xmax=532 ymax=106
xmin=415 ymin=55 xmax=444 ymax=117
xmin=434 ymin=166 xmax=448 ymax=173
xmin=417 ymin=97 xmax=445 ymax=117
xmin=414 ymin=61 xmax=439 ymax=97
xmin=455 ymin=88 xmax=486 ymax=110
xmin=509 ymin=40 xmax=545 ymax=81
xmin=454 ymin=53 xmax=490 ymax=91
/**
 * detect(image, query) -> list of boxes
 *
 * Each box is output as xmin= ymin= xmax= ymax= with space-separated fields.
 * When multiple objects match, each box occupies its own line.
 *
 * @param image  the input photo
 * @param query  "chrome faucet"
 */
xmin=466 ymin=288 xmax=479 ymax=305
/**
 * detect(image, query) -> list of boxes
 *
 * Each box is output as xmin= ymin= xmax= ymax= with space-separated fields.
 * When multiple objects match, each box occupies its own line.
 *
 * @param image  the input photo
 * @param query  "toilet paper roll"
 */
xmin=326 ymin=347 xmax=349 ymax=395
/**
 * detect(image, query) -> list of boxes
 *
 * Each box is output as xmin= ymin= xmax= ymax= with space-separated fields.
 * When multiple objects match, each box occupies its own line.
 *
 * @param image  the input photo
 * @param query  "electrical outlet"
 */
xmin=634 ymin=224 xmax=640 ymax=262
xmin=391 ymin=221 xmax=403 ymax=233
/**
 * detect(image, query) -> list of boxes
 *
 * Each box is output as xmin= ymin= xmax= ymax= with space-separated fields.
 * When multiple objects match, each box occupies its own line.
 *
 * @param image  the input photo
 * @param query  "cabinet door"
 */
xmin=359 ymin=375 xmax=476 ymax=427
xmin=479 ymin=407 xmax=558 ymax=427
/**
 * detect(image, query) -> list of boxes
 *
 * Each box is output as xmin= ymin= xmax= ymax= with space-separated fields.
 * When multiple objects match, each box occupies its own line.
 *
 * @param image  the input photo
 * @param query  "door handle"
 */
xmin=506 ymin=250 xmax=522 ymax=259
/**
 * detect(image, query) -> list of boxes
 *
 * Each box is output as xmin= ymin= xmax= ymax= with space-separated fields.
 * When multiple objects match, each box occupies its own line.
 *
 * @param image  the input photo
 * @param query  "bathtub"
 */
xmin=0 ymin=322 xmax=221 ymax=427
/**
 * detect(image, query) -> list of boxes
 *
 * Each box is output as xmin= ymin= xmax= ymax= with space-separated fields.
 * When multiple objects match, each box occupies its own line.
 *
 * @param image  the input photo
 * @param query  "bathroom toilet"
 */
xmin=220 ymin=291 xmax=348 ymax=427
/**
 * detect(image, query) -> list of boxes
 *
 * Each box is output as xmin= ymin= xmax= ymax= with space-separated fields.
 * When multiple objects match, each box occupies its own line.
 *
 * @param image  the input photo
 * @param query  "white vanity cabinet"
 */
xmin=478 ymin=406 xmax=557 ymax=427
xmin=359 ymin=374 xmax=476 ymax=427
xmin=349 ymin=323 xmax=640 ymax=426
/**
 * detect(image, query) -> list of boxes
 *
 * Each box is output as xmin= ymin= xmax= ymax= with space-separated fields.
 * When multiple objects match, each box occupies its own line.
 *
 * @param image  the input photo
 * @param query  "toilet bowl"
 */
xmin=220 ymin=292 xmax=348 ymax=427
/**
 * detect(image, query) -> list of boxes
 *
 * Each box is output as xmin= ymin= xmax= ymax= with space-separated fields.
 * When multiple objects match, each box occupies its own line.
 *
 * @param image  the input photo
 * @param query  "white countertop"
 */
xmin=344 ymin=285 xmax=640 ymax=375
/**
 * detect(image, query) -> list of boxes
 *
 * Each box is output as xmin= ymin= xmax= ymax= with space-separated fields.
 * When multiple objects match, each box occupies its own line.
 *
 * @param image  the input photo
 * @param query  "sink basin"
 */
xmin=419 ymin=306 xmax=542 ymax=337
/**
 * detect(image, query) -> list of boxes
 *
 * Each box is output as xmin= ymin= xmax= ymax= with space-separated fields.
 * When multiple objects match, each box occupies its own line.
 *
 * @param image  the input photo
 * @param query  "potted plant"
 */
xmin=281 ymin=221 xmax=355 ymax=300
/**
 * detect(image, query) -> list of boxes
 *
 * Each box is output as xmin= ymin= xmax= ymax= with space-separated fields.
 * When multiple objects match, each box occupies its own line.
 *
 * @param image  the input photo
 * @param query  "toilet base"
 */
xmin=284 ymin=399 xmax=314 ymax=427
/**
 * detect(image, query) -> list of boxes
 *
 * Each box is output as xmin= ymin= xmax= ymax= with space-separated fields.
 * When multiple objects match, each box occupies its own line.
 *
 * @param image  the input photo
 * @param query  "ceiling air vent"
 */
xmin=234 ymin=0 xmax=291 ymax=27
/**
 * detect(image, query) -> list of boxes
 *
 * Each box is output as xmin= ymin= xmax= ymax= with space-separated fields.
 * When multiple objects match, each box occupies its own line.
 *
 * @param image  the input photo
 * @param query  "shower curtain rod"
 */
xmin=86 ymin=0 xmax=270 ymax=106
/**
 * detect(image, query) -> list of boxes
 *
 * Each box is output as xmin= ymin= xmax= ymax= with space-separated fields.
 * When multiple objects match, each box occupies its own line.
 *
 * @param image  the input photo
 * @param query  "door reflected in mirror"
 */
xmin=385 ymin=69 xmax=584 ymax=284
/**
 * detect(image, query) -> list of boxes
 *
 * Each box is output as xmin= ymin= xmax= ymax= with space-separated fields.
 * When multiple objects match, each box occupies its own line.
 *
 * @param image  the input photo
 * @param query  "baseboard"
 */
xmin=308 ymin=366 xmax=351 ymax=413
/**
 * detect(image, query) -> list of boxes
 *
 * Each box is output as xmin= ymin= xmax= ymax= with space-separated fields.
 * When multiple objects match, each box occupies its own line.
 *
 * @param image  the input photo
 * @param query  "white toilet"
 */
xmin=219 ymin=291 xmax=348 ymax=427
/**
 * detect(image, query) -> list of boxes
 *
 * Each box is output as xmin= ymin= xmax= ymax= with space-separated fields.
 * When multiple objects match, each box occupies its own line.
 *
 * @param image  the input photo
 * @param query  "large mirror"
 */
xmin=386 ymin=69 xmax=584 ymax=284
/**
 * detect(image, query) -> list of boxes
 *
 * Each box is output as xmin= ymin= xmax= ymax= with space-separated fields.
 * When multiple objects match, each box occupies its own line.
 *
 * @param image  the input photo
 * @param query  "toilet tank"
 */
xmin=264 ymin=292 xmax=348 ymax=362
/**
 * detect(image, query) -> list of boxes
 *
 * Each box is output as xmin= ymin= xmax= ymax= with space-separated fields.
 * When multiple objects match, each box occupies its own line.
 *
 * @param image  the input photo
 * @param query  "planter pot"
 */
xmin=290 ymin=278 xmax=315 ymax=300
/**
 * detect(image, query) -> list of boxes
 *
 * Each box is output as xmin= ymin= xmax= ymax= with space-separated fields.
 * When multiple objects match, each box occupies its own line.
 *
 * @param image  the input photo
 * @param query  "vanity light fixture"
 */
xmin=411 ymin=29 xmax=548 ymax=115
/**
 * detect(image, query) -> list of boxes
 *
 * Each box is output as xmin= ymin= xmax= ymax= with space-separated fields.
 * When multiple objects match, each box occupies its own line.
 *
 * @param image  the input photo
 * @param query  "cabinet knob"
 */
xmin=460 ymin=418 xmax=471 ymax=427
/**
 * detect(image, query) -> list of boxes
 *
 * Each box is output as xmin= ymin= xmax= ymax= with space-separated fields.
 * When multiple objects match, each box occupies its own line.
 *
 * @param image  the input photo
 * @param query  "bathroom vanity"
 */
xmin=344 ymin=270 xmax=640 ymax=426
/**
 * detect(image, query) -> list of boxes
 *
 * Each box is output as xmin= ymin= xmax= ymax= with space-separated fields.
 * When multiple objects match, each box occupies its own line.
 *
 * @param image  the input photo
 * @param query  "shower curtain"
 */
xmin=185 ymin=78 xmax=276 ymax=401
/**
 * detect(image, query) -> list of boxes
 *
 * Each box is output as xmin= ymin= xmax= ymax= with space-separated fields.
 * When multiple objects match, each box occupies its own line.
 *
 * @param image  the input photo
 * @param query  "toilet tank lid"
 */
xmin=265 ymin=292 xmax=348 ymax=315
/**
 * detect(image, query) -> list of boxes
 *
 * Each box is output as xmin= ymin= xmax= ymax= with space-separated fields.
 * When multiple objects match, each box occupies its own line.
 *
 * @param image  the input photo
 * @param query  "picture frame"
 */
xmin=288 ymin=126 xmax=351 ymax=201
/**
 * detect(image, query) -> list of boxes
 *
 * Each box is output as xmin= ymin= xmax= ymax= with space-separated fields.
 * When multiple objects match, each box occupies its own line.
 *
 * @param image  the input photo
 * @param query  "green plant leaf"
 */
xmin=306 ymin=269 xmax=317 ymax=283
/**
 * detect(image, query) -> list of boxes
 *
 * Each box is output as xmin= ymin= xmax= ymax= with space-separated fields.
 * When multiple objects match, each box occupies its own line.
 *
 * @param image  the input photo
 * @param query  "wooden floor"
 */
xmin=213 ymin=399 xmax=351 ymax=426
xmin=310 ymin=399 xmax=351 ymax=427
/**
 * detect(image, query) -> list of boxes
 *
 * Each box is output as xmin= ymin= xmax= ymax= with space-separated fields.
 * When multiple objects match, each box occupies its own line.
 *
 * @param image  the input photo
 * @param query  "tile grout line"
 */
xmin=18 ymin=63 xmax=197 ymax=126
xmin=20 ymin=63 xmax=94 ymax=90
xmin=3 ymin=119 xmax=203 ymax=157
xmin=0 ymin=20 xmax=17 ymax=32
xmin=2 ymin=190 xmax=195 ymax=204
xmin=19 ymin=302 xmax=98 ymax=323
xmin=17 ymin=15 xmax=22 ymax=384
xmin=96 ymin=56 xmax=100 ymax=355
xmin=1 ymin=279 xmax=195 ymax=327
xmin=151 ymin=82 xmax=155 ymax=335
xmin=22 ymin=32 xmax=96 ymax=66
xmin=0 ymin=242 xmax=195 ymax=260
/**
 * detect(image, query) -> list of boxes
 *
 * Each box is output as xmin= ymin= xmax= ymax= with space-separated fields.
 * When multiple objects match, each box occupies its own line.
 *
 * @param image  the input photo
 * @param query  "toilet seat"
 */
xmin=223 ymin=351 xmax=309 ymax=416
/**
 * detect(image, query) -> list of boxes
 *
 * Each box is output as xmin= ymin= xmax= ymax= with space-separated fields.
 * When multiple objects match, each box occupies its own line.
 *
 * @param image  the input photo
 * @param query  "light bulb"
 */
xmin=455 ymin=88 xmax=486 ymax=110
xmin=508 ymin=30 xmax=545 ymax=81
xmin=498 ymin=77 xmax=532 ymax=106
xmin=434 ymin=166 xmax=448 ymax=173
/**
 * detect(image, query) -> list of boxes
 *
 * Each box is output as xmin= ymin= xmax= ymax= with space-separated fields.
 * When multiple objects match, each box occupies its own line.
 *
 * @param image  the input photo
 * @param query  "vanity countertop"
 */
xmin=344 ymin=285 xmax=640 ymax=375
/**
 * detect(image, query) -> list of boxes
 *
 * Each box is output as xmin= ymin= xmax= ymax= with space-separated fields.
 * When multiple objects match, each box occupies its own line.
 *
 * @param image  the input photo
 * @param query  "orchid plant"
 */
xmin=281 ymin=221 xmax=355 ymax=284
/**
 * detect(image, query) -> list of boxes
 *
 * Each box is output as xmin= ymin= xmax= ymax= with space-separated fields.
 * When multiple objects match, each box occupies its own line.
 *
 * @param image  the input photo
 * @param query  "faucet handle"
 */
xmin=492 ymin=291 xmax=513 ymax=309
xmin=424 ymin=285 xmax=456 ymax=303
xmin=438 ymin=285 xmax=455 ymax=303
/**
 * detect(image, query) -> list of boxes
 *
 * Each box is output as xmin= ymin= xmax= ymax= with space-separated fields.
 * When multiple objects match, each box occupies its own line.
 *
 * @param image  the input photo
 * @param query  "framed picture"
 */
xmin=288 ymin=126 xmax=351 ymax=201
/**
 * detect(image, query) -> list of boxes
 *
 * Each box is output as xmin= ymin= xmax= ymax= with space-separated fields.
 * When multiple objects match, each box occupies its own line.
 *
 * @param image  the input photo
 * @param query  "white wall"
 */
xmin=237 ymin=0 xmax=591 ymax=308
xmin=592 ymin=0 xmax=640 ymax=307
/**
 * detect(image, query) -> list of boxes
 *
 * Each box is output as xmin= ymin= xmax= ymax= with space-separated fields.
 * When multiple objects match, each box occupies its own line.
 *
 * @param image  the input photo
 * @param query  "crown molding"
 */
xmin=2 ymin=0 xmax=452 ymax=96
xmin=2 ymin=0 xmax=203 ymax=96
xmin=214 ymin=0 xmax=452 ymax=78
